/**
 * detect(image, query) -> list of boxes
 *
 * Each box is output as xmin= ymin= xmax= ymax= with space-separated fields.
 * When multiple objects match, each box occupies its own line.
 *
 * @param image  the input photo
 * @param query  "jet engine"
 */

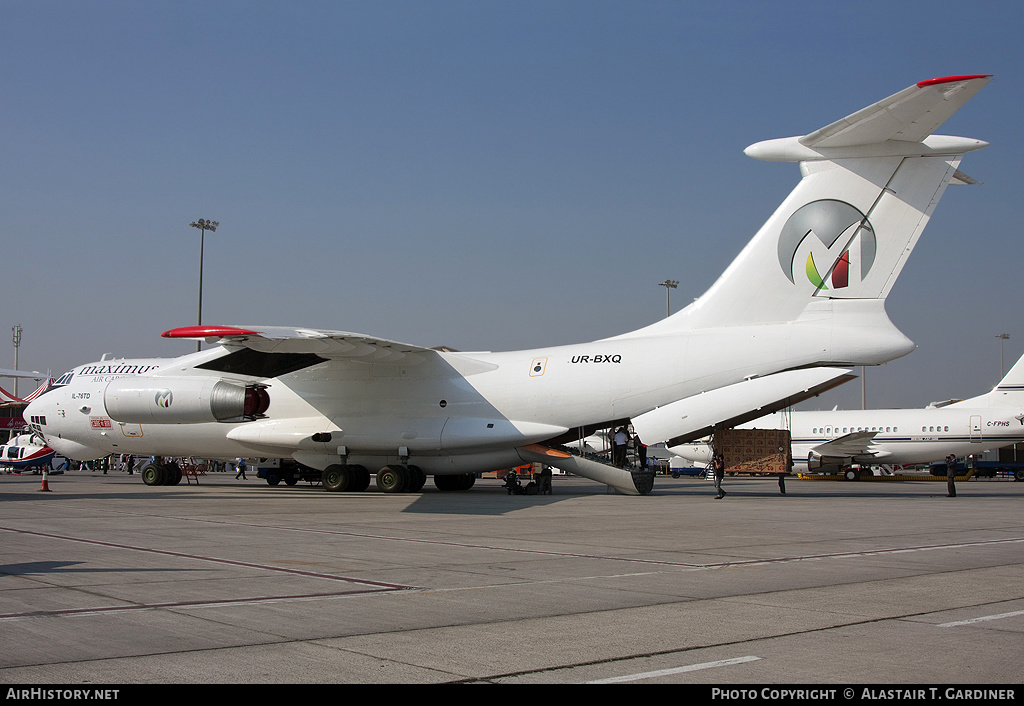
xmin=104 ymin=377 xmax=269 ymax=424
xmin=806 ymin=451 xmax=847 ymax=471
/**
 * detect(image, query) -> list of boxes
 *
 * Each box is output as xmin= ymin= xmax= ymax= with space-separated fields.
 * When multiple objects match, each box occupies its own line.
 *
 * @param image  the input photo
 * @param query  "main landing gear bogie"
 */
xmin=322 ymin=464 xmax=371 ymax=492
xmin=322 ymin=464 xmax=475 ymax=494
xmin=141 ymin=462 xmax=183 ymax=486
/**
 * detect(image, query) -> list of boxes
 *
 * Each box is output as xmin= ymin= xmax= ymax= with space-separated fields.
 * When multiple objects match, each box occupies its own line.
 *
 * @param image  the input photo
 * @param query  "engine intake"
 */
xmin=104 ymin=377 xmax=269 ymax=424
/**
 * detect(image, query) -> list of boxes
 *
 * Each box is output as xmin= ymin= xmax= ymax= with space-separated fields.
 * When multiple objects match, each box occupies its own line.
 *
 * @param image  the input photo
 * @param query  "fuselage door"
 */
xmin=970 ymin=415 xmax=982 ymax=442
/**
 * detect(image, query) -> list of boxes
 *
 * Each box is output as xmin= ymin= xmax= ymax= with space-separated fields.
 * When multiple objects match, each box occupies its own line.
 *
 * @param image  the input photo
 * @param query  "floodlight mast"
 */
xmin=996 ymin=333 xmax=1010 ymax=377
xmin=12 ymin=324 xmax=21 ymax=398
xmin=189 ymin=219 xmax=219 ymax=353
xmin=657 ymin=279 xmax=679 ymax=318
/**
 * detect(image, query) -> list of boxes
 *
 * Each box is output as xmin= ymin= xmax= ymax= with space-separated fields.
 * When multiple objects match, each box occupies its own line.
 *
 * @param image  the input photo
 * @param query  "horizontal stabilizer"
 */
xmin=803 ymin=74 xmax=991 ymax=148
xmin=631 ymin=367 xmax=855 ymax=446
xmin=950 ymin=169 xmax=981 ymax=185
xmin=745 ymin=75 xmax=991 ymax=161
xmin=925 ymin=398 xmax=962 ymax=409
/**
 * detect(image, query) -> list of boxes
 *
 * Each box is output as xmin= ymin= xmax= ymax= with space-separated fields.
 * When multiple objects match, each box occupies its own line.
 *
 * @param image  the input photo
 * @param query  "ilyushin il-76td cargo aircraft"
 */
xmin=26 ymin=74 xmax=991 ymax=495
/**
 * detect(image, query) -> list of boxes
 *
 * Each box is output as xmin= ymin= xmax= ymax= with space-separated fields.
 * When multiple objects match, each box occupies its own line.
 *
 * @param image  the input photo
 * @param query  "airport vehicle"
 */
xmin=24 ymin=75 xmax=991 ymax=495
xmin=0 ymin=432 xmax=56 ymax=472
xmin=671 ymin=350 xmax=1024 ymax=479
xmin=255 ymin=458 xmax=323 ymax=486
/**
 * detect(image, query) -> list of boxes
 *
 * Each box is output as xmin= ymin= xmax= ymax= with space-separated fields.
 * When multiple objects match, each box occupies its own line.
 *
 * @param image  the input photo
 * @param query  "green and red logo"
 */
xmin=155 ymin=390 xmax=172 ymax=408
xmin=778 ymin=200 xmax=876 ymax=291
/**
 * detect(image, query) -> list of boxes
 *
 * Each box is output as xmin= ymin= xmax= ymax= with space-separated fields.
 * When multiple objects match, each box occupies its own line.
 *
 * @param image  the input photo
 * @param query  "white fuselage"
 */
xmin=671 ymin=406 xmax=1024 ymax=470
xmin=27 ymin=317 xmax=899 ymax=474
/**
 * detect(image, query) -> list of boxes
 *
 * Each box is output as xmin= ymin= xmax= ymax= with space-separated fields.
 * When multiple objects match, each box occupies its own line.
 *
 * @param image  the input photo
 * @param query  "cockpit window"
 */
xmin=28 ymin=371 xmax=71 ymax=400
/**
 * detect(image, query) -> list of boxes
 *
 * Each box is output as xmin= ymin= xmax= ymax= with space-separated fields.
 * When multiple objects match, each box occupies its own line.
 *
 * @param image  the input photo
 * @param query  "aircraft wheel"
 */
xmin=844 ymin=468 xmax=860 ymax=481
xmin=167 ymin=463 xmax=182 ymax=485
xmin=376 ymin=465 xmax=409 ymax=493
xmin=348 ymin=465 xmax=371 ymax=491
xmin=433 ymin=474 xmax=459 ymax=491
xmin=323 ymin=464 xmax=350 ymax=492
xmin=142 ymin=464 xmax=163 ymax=486
xmin=433 ymin=473 xmax=476 ymax=491
xmin=406 ymin=465 xmax=427 ymax=492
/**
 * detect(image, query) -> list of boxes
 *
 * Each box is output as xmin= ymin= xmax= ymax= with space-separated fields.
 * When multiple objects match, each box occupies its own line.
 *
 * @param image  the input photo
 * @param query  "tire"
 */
xmin=266 ymin=471 xmax=281 ymax=486
xmin=433 ymin=474 xmax=460 ymax=491
xmin=844 ymin=468 xmax=860 ymax=481
xmin=348 ymin=465 xmax=371 ymax=492
xmin=142 ymin=463 xmax=163 ymax=486
xmin=322 ymin=464 xmax=350 ymax=492
xmin=434 ymin=473 xmax=476 ymax=491
xmin=406 ymin=465 xmax=427 ymax=492
xmin=376 ymin=465 xmax=409 ymax=493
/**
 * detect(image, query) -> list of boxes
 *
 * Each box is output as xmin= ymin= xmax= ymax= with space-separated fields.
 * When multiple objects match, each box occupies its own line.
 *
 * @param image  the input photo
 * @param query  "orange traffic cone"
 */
xmin=38 ymin=469 xmax=51 ymax=492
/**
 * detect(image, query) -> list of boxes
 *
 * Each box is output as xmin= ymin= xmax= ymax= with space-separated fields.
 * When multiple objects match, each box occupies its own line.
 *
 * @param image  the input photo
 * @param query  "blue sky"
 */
xmin=3 ymin=0 xmax=1022 ymax=410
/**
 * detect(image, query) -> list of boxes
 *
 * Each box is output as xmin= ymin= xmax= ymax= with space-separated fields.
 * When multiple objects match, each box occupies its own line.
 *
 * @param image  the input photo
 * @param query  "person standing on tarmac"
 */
xmin=712 ymin=452 xmax=726 ymax=499
xmin=946 ymin=454 xmax=957 ymax=497
xmin=235 ymin=457 xmax=247 ymax=480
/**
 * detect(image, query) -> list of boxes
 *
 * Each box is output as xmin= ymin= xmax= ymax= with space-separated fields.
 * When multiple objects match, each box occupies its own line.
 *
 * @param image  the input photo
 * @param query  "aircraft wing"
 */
xmin=801 ymin=74 xmax=992 ymax=148
xmin=0 ymin=368 xmax=47 ymax=379
xmin=809 ymin=431 xmax=879 ymax=458
xmin=162 ymin=325 xmax=439 ymax=362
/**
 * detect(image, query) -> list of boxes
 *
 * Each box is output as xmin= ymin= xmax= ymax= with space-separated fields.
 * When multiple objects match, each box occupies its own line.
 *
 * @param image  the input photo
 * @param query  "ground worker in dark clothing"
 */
xmin=713 ymin=452 xmax=726 ymax=499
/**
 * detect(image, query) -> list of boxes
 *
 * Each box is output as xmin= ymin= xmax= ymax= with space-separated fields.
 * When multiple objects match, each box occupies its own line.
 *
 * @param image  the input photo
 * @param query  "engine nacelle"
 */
xmin=807 ymin=451 xmax=847 ymax=471
xmin=104 ymin=377 xmax=269 ymax=424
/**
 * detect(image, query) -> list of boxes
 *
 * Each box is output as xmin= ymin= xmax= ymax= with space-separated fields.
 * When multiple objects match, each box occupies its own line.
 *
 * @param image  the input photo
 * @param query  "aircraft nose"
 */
xmin=24 ymin=395 xmax=49 ymax=429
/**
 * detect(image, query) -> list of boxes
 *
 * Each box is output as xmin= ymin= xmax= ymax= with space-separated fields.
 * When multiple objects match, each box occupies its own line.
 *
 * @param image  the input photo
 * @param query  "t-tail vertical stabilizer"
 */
xmin=950 ymin=351 xmax=1024 ymax=410
xmin=622 ymin=75 xmax=990 ymax=367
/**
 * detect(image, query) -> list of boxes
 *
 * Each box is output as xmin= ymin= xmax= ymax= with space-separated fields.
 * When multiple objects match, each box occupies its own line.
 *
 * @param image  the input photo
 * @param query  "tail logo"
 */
xmin=778 ymin=200 xmax=876 ymax=291
xmin=155 ymin=390 xmax=173 ymax=408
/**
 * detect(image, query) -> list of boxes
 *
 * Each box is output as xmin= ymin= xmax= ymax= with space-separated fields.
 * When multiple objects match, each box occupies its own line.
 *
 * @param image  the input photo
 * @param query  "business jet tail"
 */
xmin=952 ymin=351 xmax=1024 ymax=409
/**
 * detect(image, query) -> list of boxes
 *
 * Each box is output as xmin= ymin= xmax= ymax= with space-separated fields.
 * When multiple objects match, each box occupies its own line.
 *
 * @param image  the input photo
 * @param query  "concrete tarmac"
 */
xmin=1 ymin=470 xmax=1022 ymax=685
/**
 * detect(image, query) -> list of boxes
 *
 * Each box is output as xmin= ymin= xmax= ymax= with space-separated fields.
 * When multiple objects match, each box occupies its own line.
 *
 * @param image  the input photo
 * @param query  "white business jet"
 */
xmin=25 ymin=74 xmax=991 ymax=495
xmin=671 ymin=351 xmax=1024 ymax=478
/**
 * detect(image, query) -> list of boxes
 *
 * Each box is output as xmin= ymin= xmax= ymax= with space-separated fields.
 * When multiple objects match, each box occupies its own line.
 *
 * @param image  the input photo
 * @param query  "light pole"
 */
xmin=12 ymin=325 xmax=21 ymax=398
xmin=996 ymin=333 xmax=1010 ymax=377
xmin=189 ymin=219 xmax=219 ymax=352
xmin=658 ymin=280 xmax=679 ymax=318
